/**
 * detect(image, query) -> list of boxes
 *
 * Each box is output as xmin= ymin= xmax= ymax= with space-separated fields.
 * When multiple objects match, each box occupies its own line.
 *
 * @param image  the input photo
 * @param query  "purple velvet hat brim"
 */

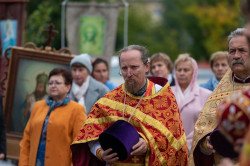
xmin=99 ymin=120 xmax=139 ymax=161
xmin=210 ymin=129 xmax=239 ymax=158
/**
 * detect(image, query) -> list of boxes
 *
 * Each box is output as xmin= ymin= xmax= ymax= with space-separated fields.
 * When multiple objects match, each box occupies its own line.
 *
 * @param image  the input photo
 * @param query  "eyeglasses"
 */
xmin=119 ymin=65 xmax=145 ymax=76
xmin=119 ymin=70 xmax=138 ymax=76
xmin=48 ymin=82 xmax=64 ymax=86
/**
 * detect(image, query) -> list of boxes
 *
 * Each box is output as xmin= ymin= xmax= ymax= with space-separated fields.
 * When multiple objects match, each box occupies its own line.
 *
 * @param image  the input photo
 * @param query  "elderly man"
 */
xmin=189 ymin=28 xmax=250 ymax=166
xmin=70 ymin=54 xmax=109 ymax=115
xmin=71 ymin=45 xmax=188 ymax=165
xmin=200 ymin=51 xmax=229 ymax=91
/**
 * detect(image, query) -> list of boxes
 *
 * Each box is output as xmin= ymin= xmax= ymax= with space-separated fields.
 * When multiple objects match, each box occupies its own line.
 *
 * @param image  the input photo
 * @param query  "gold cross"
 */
xmin=132 ymin=156 xmax=139 ymax=163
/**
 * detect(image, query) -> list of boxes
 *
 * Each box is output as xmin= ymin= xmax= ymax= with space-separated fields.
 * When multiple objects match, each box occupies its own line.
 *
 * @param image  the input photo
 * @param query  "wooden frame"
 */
xmin=4 ymin=46 xmax=73 ymax=136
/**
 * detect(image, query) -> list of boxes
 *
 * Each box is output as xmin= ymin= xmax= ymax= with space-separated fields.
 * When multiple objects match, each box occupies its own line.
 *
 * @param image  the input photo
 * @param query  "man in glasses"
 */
xmin=71 ymin=45 xmax=188 ymax=166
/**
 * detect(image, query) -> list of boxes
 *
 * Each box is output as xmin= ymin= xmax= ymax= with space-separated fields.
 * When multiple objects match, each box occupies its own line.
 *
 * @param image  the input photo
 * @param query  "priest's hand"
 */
xmin=234 ymin=138 xmax=244 ymax=153
xmin=130 ymin=137 xmax=147 ymax=155
xmin=206 ymin=136 xmax=216 ymax=153
xmin=101 ymin=148 xmax=119 ymax=163
xmin=218 ymin=158 xmax=234 ymax=166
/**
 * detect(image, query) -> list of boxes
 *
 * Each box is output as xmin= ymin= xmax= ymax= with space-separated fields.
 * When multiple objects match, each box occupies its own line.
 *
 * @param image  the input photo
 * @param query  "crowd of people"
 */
xmin=0 ymin=0 xmax=250 ymax=166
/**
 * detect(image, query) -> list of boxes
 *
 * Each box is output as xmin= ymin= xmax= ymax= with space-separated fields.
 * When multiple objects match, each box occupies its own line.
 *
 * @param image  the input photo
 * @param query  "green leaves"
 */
xmin=25 ymin=1 xmax=53 ymax=47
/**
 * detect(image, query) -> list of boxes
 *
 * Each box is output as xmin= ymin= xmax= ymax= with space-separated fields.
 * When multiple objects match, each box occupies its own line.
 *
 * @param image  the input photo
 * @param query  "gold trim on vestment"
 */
xmin=140 ymin=125 xmax=167 ymax=165
xmin=112 ymin=163 xmax=144 ymax=166
xmin=151 ymin=83 xmax=156 ymax=94
xmin=122 ymin=79 xmax=169 ymax=99
xmin=73 ymin=136 xmax=99 ymax=144
xmin=72 ymin=116 xmax=124 ymax=144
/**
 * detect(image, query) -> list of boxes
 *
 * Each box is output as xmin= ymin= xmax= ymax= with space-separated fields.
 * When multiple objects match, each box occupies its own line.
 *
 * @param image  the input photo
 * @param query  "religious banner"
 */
xmin=0 ymin=0 xmax=29 ymax=96
xmin=78 ymin=16 xmax=106 ymax=55
xmin=66 ymin=2 xmax=120 ymax=63
xmin=0 ymin=19 xmax=17 ymax=57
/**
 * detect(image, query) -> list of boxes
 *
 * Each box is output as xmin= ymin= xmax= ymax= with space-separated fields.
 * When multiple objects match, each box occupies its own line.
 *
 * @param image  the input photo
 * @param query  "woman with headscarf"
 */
xmin=171 ymin=53 xmax=212 ymax=152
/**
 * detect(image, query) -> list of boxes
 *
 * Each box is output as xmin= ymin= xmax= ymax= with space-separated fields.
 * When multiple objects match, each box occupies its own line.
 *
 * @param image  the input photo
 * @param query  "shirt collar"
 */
xmin=232 ymin=73 xmax=250 ymax=83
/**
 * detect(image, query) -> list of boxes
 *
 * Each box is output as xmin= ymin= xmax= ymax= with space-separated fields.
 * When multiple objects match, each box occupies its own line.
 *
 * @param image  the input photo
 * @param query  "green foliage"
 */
xmin=25 ymin=1 xmax=53 ymax=47
xmin=160 ymin=0 xmax=244 ymax=61
xmin=185 ymin=1 xmax=241 ymax=60
xmin=116 ymin=4 xmax=154 ymax=51
xmin=116 ymin=3 xmax=178 ymax=59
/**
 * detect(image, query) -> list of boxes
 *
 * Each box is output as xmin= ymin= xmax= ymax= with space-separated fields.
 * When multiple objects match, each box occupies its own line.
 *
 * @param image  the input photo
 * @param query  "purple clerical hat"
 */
xmin=210 ymin=129 xmax=239 ymax=158
xmin=99 ymin=120 xmax=139 ymax=161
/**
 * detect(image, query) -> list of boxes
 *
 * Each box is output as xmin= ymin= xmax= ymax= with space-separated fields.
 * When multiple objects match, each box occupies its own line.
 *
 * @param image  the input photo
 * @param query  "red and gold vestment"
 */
xmin=71 ymin=79 xmax=188 ymax=166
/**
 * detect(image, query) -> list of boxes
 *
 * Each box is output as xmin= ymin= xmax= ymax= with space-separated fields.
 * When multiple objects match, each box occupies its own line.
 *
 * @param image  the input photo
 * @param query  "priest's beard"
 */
xmin=125 ymin=77 xmax=140 ymax=94
xmin=34 ymin=85 xmax=47 ymax=100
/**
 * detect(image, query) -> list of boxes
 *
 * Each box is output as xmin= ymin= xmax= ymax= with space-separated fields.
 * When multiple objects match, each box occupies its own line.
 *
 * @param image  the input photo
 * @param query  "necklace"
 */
xmin=233 ymin=76 xmax=235 ymax=92
xmin=122 ymin=91 xmax=145 ymax=123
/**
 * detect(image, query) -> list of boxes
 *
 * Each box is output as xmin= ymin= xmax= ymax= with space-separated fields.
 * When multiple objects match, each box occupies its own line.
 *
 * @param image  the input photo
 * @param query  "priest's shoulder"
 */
xmin=147 ymin=76 xmax=168 ymax=87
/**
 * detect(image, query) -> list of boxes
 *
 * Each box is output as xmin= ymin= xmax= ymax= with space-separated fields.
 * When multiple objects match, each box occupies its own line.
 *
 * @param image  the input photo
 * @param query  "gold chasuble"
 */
xmin=189 ymin=69 xmax=250 ymax=166
xmin=71 ymin=79 xmax=188 ymax=166
xmin=239 ymin=127 xmax=250 ymax=166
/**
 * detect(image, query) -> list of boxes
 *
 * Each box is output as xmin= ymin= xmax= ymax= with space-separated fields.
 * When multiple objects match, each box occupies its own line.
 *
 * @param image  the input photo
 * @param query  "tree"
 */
xmin=161 ymin=0 xmax=244 ymax=61
xmin=116 ymin=3 xmax=155 ymax=52
xmin=25 ymin=1 xmax=53 ymax=47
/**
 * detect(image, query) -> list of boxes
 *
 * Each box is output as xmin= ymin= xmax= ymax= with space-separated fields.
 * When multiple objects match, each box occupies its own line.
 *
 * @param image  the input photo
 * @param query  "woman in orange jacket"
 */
xmin=19 ymin=68 xmax=87 ymax=166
